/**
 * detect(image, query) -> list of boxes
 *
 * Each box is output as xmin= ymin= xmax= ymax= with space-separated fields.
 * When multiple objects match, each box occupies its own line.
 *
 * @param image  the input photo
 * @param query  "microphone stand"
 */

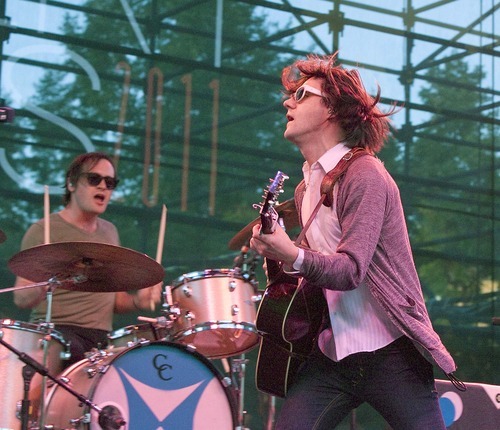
xmin=0 ymin=332 xmax=126 ymax=429
xmin=20 ymin=362 xmax=36 ymax=430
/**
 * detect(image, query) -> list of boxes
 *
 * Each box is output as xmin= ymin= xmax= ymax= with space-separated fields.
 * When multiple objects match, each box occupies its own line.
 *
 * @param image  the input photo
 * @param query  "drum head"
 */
xmin=45 ymin=341 xmax=236 ymax=429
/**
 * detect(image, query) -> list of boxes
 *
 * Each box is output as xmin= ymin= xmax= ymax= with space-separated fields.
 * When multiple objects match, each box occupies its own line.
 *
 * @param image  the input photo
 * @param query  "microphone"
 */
xmin=98 ymin=405 xmax=126 ymax=429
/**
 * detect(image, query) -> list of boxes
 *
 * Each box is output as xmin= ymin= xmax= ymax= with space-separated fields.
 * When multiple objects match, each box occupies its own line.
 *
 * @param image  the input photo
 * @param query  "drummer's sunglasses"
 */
xmin=80 ymin=172 xmax=119 ymax=190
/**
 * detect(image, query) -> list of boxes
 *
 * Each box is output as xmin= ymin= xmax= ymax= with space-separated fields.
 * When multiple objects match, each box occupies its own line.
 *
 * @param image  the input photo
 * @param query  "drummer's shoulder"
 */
xmin=20 ymin=219 xmax=45 ymax=249
xmin=97 ymin=217 xmax=119 ymax=240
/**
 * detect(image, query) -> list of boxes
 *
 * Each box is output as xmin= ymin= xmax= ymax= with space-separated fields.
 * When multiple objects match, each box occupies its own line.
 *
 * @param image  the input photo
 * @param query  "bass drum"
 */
xmin=44 ymin=341 xmax=236 ymax=429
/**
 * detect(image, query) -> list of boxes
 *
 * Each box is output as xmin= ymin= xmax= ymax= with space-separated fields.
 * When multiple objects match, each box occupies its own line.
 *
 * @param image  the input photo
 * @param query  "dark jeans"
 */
xmin=275 ymin=336 xmax=445 ymax=430
xmin=55 ymin=324 xmax=109 ymax=367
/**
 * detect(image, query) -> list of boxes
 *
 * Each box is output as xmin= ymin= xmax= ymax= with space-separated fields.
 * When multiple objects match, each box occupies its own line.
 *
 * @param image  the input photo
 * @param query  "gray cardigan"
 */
xmin=295 ymin=154 xmax=457 ymax=376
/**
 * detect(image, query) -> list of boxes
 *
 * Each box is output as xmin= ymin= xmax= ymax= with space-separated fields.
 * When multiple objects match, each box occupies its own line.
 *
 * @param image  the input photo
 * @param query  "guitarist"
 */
xmin=249 ymin=52 xmax=462 ymax=430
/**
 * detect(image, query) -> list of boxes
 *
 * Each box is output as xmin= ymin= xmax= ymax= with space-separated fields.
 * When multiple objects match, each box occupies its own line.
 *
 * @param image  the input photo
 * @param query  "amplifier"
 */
xmin=437 ymin=379 xmax=499 ymax=429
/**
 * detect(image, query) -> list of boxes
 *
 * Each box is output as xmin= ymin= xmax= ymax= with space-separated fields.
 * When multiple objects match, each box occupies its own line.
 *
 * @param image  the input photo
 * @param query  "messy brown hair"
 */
xmin=281 ymin=52 xmax=399 ymax=153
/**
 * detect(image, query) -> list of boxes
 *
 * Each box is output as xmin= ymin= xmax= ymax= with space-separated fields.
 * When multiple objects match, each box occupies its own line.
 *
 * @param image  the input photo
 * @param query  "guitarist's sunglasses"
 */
xmin=79 ymin=172 xmax=119 ymax=190
xmin=293 ymin=84 xmax=324 ymax=103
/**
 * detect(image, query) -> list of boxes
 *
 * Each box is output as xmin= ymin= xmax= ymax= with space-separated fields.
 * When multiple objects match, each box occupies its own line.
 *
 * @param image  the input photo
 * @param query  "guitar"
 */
xmin=254 ymin=172 xmax=327 ymax=398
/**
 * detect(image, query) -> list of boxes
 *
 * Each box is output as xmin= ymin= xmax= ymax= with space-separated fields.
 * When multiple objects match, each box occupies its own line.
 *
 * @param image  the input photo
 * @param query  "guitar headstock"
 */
xmin=253 ymin=171 xmax=289 ymax=235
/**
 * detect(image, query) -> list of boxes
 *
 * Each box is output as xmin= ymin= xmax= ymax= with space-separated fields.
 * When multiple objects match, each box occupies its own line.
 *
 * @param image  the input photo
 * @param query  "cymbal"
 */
xmin=8 ymin=242 xmax=165 ymax=293
xmin=228 ymin=198 xmax=299 ymax=250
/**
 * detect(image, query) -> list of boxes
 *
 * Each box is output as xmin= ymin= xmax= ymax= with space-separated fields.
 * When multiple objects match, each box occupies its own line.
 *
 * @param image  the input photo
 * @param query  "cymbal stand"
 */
xmin=265 ymin=395 xmax=276 ymax=430
xmin=0 ymin=333 xmax=125 ymax=430
xmin=38 ymin=277 xmax=58 ymax=430
xmin=231 ymin=354 xmax=250 ymax=430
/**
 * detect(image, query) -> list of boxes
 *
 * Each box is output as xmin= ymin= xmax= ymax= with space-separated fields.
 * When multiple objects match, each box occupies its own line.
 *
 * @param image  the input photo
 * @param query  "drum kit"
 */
xmin=0 ymin=245 xmax=259 ymax=429
xmin=0 ymin=200 xmax=297 ymax=430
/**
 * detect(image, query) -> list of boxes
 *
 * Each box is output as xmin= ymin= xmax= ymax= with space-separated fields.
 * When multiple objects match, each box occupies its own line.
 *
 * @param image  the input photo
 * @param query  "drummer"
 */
xmin=13 ymin=152 xmax=162 ymax=366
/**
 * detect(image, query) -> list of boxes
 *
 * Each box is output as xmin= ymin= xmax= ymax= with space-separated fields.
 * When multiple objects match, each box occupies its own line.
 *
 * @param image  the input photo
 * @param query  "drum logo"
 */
xmin=91 ymin=344 xmax=233 ymax=429
xmin=153 ymin=353 xmax=173 ymax=381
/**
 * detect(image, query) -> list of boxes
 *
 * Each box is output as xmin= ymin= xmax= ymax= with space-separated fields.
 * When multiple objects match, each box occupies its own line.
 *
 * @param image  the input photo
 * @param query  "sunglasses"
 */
xmin=293 ymin=84 xmax=324 ymax=103
xmin=80 ymin=172 xmax=119 ymax=190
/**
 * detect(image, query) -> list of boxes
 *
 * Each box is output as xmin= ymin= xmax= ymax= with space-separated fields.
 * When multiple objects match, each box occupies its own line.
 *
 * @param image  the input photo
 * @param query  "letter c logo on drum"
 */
xmin=153 ymin=354 xmax=174 ymax=381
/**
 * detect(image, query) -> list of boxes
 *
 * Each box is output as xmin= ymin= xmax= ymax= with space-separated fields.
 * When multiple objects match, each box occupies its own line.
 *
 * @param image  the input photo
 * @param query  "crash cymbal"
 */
xmin=228 ymin=198 xmax=299 ymax=250
xmin=8 ymin=242 xmax=165 ymax=292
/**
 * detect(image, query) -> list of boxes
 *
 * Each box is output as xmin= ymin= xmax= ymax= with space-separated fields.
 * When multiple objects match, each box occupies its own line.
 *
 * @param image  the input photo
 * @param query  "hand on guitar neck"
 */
xmin=250 ymin=171 xmax=327 ymax=398
xmin=251 ymin=170 xmax=298 ymax=272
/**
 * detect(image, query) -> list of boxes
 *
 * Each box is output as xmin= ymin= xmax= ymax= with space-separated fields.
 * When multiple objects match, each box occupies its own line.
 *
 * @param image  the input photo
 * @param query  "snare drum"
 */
xmin=0 ymin=319 xmax=68 ymax=430
xmin=44 ymin=341 xmax=236 ymax=429
xmin=108 ymin=323 xmax=167 ymax=349
xmin=171 ymin=268 xmax=259 ymax=358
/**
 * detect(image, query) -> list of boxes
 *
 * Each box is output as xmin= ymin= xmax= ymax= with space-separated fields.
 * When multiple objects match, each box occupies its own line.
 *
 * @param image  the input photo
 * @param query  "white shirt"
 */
xmin=298 ymin=143 xmax=400 ymax=361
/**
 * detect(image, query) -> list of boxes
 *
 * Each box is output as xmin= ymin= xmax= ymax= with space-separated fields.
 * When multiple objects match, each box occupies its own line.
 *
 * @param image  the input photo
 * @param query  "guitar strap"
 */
xmin=294 ymin=146 xmax=369 ymax=247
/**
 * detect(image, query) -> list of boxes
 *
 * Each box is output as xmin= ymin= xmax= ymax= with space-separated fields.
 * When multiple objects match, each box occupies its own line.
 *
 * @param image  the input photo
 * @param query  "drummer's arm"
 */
xmin=13 ymin=276 xmax=48 ymax=308
xmin=114 ymin=285 xmax=162 ymax=313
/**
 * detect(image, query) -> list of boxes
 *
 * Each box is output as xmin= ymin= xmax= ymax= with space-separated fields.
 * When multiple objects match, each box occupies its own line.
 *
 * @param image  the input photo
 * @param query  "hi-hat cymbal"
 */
xmin=228 ymin=198 xmax=299 ymax=250
xmin=8 ymin=242 xmax=165 ymax=292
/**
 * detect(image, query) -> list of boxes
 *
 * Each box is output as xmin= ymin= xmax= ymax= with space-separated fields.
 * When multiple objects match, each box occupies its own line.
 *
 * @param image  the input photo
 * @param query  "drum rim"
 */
xmin=0 ymin=318 xmax=68 ymax=345
xmin=172 ymin=268 xmax=245 ymax=285
xmin=174 ymin=320 xmax=258 ymax=333
xmin=173 ymin=322 xmax=260 ymax=358
xmin=108 ymin=323 xmax=158 ymax=339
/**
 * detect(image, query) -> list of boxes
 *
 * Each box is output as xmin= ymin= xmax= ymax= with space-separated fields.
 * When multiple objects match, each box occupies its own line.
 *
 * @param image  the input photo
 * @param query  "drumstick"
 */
xmin=44 ymin=185 xmax=50 ymax=244
xmin=151 ymin=204 xmax=167 ymax=310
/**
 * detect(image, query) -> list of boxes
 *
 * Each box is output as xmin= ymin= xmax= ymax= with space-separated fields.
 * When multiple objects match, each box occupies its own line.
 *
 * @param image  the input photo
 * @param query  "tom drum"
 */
xmin=170 ymin=269 xmax=259 ymax=359
xmin=107 ymin=323 xmax=167 ymax=349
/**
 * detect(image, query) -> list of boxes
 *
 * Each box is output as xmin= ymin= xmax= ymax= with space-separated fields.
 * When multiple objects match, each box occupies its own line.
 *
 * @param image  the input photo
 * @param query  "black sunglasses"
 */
xmin=80 ymin=172 xmax=119 ymax=190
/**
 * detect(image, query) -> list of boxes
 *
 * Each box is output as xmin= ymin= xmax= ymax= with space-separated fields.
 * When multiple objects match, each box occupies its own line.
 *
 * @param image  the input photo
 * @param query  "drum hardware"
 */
xmin=232 ymin=245 xmax=259 ymax=289
xmin=230 ymin=354 xmax=250 ymax=430
xmin=129 ymin=286 xmax=181 ymax=346
xmin=0 ymin=329 xmax=126 ymax=430
xmin=182 ymin=283 xmax=192 ymax=297
xmin=229 ymin=279 xmax=237 ymax=292
xmin=252 ymin=293 xmax=263 ymax=303
xmin=265 ymin=395 xmax=276 ymax=430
